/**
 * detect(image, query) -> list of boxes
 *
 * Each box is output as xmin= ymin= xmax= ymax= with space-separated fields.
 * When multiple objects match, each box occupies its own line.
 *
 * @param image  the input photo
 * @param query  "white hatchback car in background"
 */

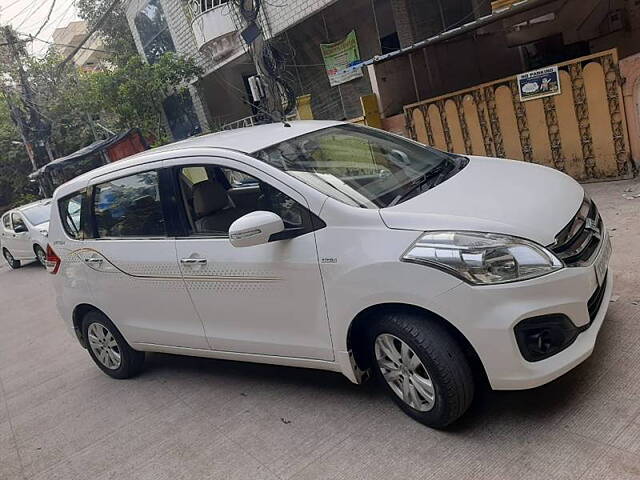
xmin=1 ymin=199 xmax=51 ymax=268
xmin=47 ymin=121 xmax=612 ymax=428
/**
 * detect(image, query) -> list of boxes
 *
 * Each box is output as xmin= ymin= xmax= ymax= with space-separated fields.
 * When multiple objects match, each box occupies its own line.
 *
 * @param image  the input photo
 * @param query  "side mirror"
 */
xmin=13 ymin=224 xmax=27 ymax=234
xmin=229 ymin=211 xmax=285 ymax=248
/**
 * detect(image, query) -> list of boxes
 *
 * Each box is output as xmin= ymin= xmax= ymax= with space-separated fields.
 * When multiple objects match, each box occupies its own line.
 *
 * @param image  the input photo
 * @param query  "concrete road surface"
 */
xmin=2 ymin=178 xmax=640 ymax=480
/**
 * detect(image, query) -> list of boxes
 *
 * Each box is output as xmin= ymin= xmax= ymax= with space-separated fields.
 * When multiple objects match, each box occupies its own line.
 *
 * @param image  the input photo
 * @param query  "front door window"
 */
xmin=11 ymin=213 xmax=26 ymax=232
xmin=178 ymin=165 xmax=307 ymax=237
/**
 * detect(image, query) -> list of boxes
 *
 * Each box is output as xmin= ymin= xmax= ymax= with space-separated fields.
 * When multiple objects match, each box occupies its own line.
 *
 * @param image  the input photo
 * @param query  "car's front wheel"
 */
xmin=3 ymin=249 xmax=20 ymax=269
xmin=369 ymin=311 xmax=474 ymax=428
xmin=82 ymin=311 xmax=145 ymax=379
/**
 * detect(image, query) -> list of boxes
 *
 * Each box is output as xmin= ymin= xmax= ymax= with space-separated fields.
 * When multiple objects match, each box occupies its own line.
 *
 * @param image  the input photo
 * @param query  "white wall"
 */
xmin=260 ymin=0 xmax=340 ymax=38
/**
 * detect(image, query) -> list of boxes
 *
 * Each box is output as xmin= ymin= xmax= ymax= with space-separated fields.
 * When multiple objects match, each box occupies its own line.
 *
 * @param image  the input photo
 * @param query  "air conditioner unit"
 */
xmin=248 ymin=75 xmax=266 ymax=102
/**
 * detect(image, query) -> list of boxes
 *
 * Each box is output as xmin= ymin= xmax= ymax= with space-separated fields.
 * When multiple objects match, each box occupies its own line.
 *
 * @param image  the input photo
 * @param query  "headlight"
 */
xmin=401 ymin=231 xmax=563 ymax=285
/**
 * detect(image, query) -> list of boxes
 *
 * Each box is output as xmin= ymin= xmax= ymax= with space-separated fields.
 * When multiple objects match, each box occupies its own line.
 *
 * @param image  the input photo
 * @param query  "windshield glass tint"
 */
xmin=22 ymin=203 xmax=51 ymax=226
xmin=254 ymin=125 xmax=456 ymax=208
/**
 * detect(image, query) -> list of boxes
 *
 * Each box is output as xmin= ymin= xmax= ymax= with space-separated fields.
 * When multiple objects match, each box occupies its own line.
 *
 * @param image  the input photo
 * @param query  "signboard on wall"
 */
xmin=320 ymin=30 xmax=363 ymax=87
xmin=517 ymin=66 xmax=561 ymax=102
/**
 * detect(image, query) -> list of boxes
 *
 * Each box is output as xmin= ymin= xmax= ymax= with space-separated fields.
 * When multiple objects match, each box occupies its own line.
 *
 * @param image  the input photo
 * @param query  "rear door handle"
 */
xmin=84 ymin=258 xmax=103 ymax=265
xmin=180 ymin=258 xmax=207 ymax=265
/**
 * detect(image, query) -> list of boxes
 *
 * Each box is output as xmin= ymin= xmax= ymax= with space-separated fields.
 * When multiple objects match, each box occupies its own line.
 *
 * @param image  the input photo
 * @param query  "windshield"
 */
xmin=254 ymin=125 xmax=465 ymax=208
xmin=21 ymin=202 xmax=51 ymax=226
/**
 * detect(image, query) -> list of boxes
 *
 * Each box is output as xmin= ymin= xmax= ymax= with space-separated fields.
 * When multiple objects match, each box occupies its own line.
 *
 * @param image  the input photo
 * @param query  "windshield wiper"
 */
xmin=388 ymin=158 xmax=455 ymax=207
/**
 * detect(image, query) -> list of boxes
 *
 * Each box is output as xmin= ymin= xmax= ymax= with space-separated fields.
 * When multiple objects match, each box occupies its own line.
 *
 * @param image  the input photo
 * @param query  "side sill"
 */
xmin=131 ymin=343 xmax=344 ymax=374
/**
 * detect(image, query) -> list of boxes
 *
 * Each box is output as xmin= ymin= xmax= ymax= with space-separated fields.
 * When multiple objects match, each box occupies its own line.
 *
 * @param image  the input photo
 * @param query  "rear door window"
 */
xmin=59 ymin=192 xmax=85 ymax=239
xmin=93 ymin=171 xmax=166 ymax=238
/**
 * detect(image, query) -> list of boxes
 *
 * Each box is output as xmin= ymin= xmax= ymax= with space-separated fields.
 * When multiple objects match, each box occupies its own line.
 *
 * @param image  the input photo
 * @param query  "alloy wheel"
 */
xmin=35 ymin=247 xmax=46 ymax=266
xmin=87 ymin=322 xmax=121 ymax=370
xmin=375 ymin=333 xmax=436 ymax=412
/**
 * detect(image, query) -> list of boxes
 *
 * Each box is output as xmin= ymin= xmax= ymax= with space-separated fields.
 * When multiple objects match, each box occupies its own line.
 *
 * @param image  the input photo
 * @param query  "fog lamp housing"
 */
xmin=514 ymin=315 xmax=579 ymax=362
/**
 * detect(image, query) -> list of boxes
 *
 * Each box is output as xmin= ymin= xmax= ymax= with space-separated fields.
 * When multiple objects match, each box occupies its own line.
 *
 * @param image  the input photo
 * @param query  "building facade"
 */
xmin=52 ymin=21 xmax=108 ymax=71
xmin=124 ymin=0 xmax=485 ymax=138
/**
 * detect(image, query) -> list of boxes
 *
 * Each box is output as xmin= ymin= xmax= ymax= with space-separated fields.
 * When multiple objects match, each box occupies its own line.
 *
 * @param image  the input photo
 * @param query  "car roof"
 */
xmin=152 ymin=120 xmax=344 ymax=155
xmin=55 ymin=120 xmax=345 ymax=196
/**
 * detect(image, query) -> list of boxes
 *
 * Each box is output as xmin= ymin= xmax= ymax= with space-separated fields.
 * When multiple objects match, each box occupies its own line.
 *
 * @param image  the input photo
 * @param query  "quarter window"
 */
xmin=93 ymin=171 xmax=166 ymax=238
xmin=59 ymin=192 xmax=85 ymax=239
xmin=2 ymin=214 xmax=10 ymax=230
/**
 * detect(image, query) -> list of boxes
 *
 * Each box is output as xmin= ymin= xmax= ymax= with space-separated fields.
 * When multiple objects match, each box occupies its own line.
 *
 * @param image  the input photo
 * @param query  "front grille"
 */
xmin=550 ymin=197 xmax=603 ymax=267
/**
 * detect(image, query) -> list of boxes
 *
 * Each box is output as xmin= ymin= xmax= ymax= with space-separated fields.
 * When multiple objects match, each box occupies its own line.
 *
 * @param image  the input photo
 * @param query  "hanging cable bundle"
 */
xmin=235 ymin=0 xmax=261 ymax=22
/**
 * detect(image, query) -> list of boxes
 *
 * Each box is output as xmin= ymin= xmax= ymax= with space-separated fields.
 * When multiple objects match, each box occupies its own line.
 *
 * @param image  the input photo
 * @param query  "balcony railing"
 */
xmin=189 ymin=0 xmax=240 ymax=61
xmin=188 ymin=0 xmax=229 ymax=17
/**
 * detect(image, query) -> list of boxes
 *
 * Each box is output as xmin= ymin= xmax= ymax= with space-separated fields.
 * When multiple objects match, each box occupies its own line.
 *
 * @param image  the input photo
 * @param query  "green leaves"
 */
xmin=84 ymin=53 xmax=203 ymax=143
xmin=0 ymin=35 xmax=203 ymax=208
xmin=75 ymin=0 xmax=138 ymax=67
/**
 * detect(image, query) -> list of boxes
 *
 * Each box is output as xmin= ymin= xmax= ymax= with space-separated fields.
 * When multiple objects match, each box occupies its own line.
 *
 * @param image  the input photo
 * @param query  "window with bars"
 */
xmin=134 ymin=0 xmax=176 ymax=64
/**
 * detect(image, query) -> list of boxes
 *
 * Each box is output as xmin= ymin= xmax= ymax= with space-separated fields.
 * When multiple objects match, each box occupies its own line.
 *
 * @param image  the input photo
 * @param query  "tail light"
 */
xmin=46 ymin=244 xmax=61 ymax=274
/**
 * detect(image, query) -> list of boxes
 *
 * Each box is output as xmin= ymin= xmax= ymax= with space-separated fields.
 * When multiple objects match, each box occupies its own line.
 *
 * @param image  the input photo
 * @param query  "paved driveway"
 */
xmin=2 ymin=179 xmax=640 ymax=480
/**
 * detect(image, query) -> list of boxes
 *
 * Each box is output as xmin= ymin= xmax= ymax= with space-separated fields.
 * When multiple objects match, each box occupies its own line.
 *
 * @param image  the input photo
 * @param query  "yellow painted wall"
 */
xmin=402 ymin=49 xmax=631 ymax=180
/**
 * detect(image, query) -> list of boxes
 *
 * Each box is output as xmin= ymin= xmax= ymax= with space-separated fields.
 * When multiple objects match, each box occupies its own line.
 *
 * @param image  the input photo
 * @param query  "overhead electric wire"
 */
xmin=0 ymin=0 xmax=25 ymax=15
xmin=4 ymin=0 xmax=36 ymax=24
xmin=49 ymin=0 xmax=78 ymax=31
xmin=16 ymin=2 xmax=41 ymax=29
xmin=58 ymin=0 xmax=121 ymax=71
xmin=33 ymin=0 xmax=57 ymax=38
xmin=15 ymin=31 xmax=117 ymax=54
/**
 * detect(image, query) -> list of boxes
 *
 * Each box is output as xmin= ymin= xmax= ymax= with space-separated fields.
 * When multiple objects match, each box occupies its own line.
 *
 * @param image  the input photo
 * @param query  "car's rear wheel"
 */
xmin=368 ymin=311 xmax=474 ymax=428
xmin=34 ymin=245 xmax=46 ymax=267
xmin=82 ymin=311 xmax=145 ymax=379
xmin=3 ymin=249 xmax=20 ymax=269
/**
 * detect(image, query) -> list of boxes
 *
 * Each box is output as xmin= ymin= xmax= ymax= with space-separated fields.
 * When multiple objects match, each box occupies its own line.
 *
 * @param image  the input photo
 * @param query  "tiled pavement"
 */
xmin=1 ymin=178 xmax=640 ymax=480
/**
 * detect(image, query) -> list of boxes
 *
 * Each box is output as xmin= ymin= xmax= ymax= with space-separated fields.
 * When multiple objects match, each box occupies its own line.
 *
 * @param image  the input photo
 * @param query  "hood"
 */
xmin=35 ymin=221 xmax=49 ymax=232
xmin=379 ymin=156 xmax=583 ymax=246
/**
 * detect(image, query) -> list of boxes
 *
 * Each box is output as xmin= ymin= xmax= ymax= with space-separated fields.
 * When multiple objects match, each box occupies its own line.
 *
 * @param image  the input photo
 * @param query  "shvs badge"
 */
xmin=517 ymin=65 xmax=561 ymax=102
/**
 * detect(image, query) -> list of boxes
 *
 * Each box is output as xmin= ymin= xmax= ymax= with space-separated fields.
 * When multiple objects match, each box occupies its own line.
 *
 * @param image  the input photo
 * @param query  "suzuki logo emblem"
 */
xmin=585 ymin=218 xmax=601 ymax=240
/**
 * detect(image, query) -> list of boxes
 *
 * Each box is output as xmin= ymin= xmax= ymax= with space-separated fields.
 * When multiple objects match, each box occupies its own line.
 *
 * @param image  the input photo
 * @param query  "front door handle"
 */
xmin=180 ymin=258 xmax=207 ymax=265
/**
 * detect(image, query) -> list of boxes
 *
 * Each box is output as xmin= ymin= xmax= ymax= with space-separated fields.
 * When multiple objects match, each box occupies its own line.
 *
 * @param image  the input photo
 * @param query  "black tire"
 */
xmin=81 ymin=310 xmax=145 ymax=379
xmin=3 ymin=248 xmax=21 ymax=269
xmin=34 ymin=245 xmax=46 ymax=267
xmin=368 ymin=311 xmax=474 ymax=428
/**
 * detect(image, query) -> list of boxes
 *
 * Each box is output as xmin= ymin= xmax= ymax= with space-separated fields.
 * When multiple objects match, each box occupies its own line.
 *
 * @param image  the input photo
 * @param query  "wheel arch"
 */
xmin=72 ymin=303 xmax=107 ymax=348
xmin=346 ymin=303 xmax=489 ymax=387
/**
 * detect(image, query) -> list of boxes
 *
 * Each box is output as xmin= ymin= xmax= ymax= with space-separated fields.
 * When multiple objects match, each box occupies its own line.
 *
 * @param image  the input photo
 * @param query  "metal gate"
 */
xmin=404 ymin=49 xmax=633 ymax=181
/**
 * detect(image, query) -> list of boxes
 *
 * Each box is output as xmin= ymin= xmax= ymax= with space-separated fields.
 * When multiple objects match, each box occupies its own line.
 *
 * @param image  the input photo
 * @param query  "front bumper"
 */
xmin=430 ymin=246 xmax=612 ymax=390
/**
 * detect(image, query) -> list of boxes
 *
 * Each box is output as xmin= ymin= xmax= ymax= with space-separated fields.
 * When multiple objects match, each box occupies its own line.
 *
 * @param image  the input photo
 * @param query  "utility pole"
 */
xmin=1 ymin=26 xmax=55 ymax=170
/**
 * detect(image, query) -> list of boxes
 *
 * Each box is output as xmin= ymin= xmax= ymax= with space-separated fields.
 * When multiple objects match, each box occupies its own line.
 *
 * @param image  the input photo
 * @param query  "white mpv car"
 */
xmin=1 ymin=199 xmax=51 ymax=268
xmin=48 ymin=121 xmax=612 ymax=427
